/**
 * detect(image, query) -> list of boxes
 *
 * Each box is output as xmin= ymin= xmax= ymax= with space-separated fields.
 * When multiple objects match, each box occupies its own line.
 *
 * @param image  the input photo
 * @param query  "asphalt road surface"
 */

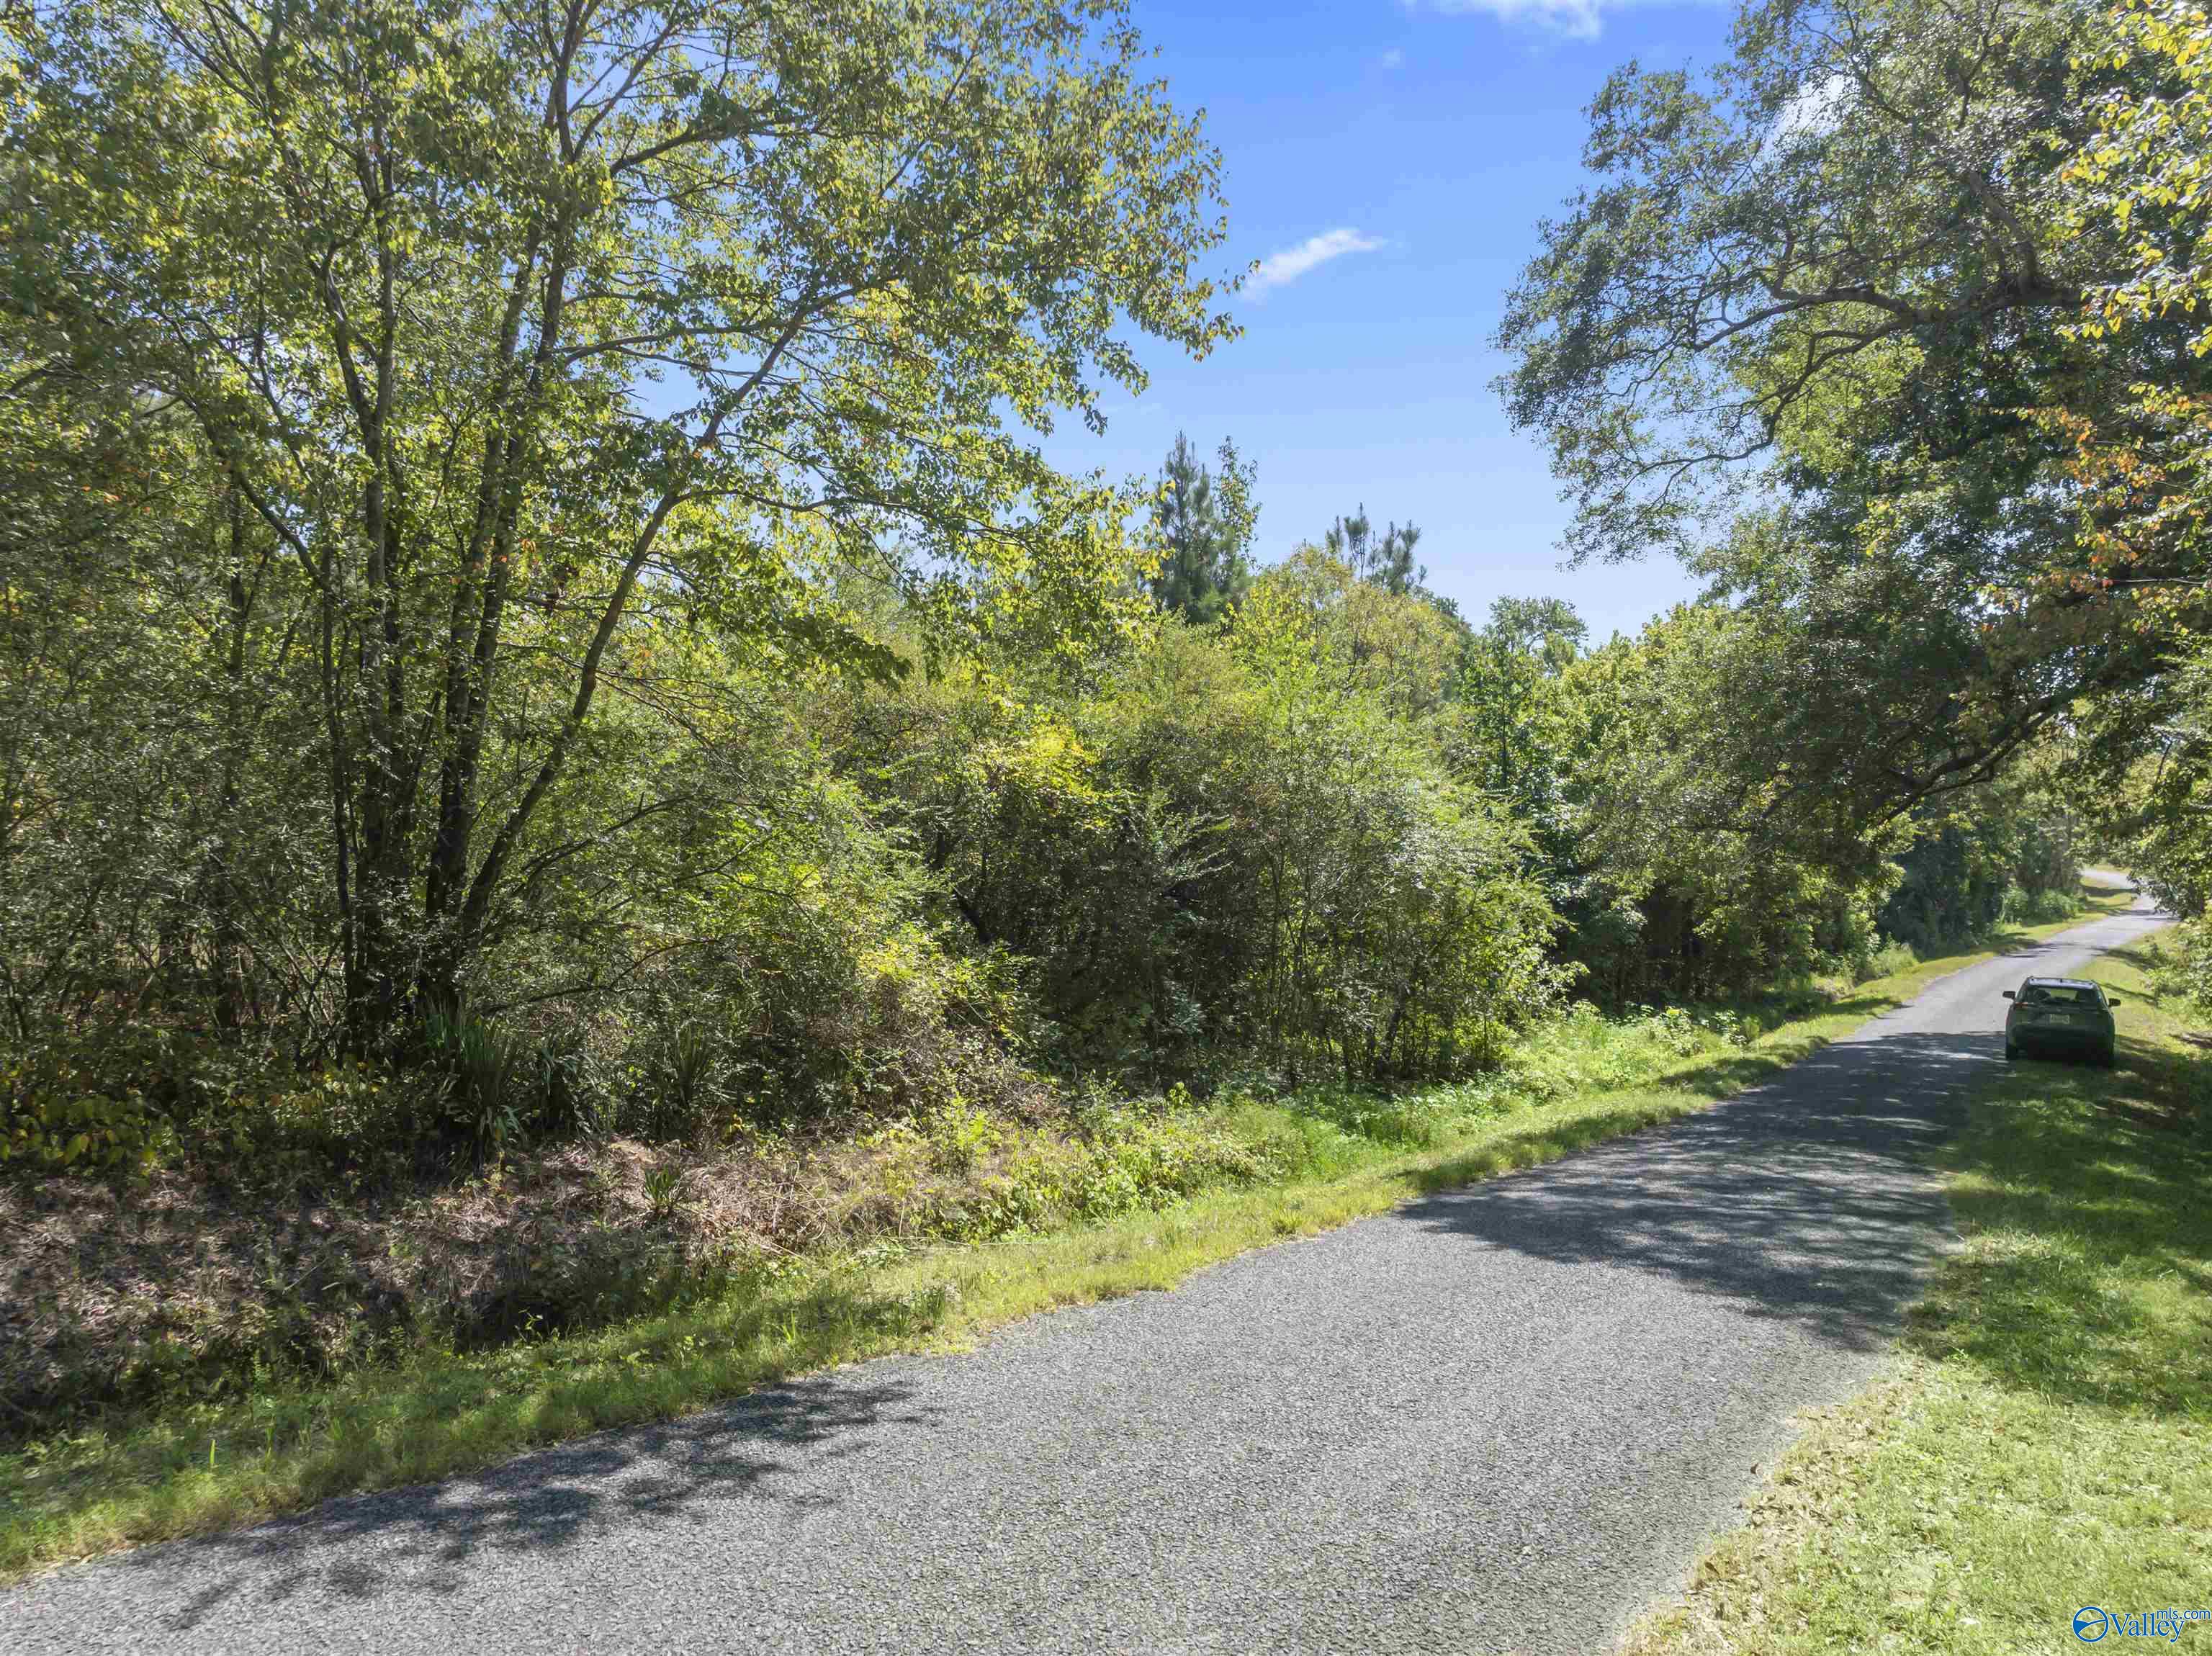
xmin=5 ymin=898 xmax=2167 ymax=1655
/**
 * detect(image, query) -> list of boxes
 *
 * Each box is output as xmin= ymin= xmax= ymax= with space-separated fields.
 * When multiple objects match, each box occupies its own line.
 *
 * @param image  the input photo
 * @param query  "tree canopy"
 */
xmin=0 ymin=0 xmax=2108 ymax=1189
xmin=1498 ymin=0 xmax=2212 ymax=829
xmin=2 ymin=0 xmax=1236 ymax=1041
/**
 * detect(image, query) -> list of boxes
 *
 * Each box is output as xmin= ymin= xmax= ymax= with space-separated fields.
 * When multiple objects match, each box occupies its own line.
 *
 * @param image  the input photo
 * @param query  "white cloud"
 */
xmin=1429 ymin=0 xmax=1726 ymax=40
xmin=1379 ymin=47 xmax=1406 ymax=68
xmin=1433 ymin=0 xmax=1604 ymax=38
xmin=1248 ymin=228 xmax=1385 ymax=297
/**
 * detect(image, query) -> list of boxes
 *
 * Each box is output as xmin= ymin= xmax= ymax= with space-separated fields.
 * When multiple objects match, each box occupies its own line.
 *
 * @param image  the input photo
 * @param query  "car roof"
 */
xmin=2023 ymin=976 xmax=2099 ymax=989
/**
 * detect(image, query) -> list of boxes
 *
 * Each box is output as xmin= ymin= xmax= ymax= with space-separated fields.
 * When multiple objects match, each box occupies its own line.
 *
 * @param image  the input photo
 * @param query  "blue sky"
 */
xmin=1043 ymin=0 xmax=1740 ymax=642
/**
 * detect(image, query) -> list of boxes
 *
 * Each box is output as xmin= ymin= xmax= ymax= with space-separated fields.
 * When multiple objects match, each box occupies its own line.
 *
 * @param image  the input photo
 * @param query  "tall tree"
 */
xmin=4 ymin=0 xmax=1236 ymax=1044
xmin=2053 ymin=0 xmax=2212 ymax=903
xmin=1449 ymin=596 xmax=1587 ymax=804
xmin=1322 ymin=507 xmax=1424 ymax=595
xmin=2046 ymin=0 xmax=2212 ymax=624
xmin=1146 ymin=432 xmax=1255 ymax=626
xmin=1496 ymin=0 xmax=2212 ymax=824
xmin=1483 ymin=596 xmax=1586 ymax=672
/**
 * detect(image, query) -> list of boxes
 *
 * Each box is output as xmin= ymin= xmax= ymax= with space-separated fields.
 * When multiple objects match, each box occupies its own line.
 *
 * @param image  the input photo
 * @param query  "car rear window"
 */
xmin=2020 ymin=985 xmax=2100 ymax=1006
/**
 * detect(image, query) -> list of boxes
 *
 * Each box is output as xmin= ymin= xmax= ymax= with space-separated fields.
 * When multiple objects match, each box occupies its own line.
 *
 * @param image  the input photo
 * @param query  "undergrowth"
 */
xmin=0 ymin=894 xmax=2135 ymax=1581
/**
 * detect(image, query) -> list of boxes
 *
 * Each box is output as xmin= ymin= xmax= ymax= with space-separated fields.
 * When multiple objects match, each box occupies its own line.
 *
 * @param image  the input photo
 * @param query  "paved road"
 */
xmin=5 ymin=900 xmax=2167 ymax=1655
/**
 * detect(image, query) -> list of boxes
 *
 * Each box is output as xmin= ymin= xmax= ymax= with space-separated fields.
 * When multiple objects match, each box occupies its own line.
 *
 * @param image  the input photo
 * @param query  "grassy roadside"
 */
xmin=1619 ymin=935 xmax=2211 ymax=1655
xmin=0 ymin=889 xmax=2139 ymax=1581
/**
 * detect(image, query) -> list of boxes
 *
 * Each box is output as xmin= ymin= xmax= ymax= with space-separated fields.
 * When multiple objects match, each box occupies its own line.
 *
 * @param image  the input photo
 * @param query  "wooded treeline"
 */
xmin=4 ymin=0 xmax=2208 ymax=1180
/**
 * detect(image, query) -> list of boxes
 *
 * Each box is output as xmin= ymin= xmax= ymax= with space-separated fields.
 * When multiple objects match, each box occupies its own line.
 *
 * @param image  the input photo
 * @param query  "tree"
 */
xmin=2031 ymin=1 xmax=2212 ymax=935
xmin=1322 ymin=507 xmax=1425 ymax=595
xmin=0 ymin=351 xmax=332 ymax=1040
xmin=1547 ymin=606 xmax=1900 ymax=1001
xmin=845 ymin=603 xmax=1558 ymax=1086
xmin=1495 ymin=0 xmax=2212 ymax=821
xmin=4 ymin=0 xmax=1236 ymax=1045
xmin=2040 ymin=0 xmax=2212 ymax=652
xmin=1146 ymin=432 xmax=1256 ymax=625
xmin=2072 ymin=0 xmax=2212 ymax=356
xmin=1440 ymin=597 xmax=1586 ymax=816
xmin=1496 ymin=0 xmax=2106 ymax=568
xmin=1482 ymin=597 xmax=1586 ymax=672
xmin=1259 ymin=546 xmax=1468 ymax=716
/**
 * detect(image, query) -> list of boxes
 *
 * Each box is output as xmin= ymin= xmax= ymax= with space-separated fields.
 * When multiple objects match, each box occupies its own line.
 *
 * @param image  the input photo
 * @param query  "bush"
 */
xmin=1 ymin=1040 xmax=174 ymax=1174
xmin=1880 ymin=812 xmax=2081 ymax=951
xmin=1270 ymin=1000 xmax=1758 ymax=1153
xmin=2144 ymin=924 xmax=2212 ymax=1012
xmin=858 ymin=602 xmax=1563 ymax=1090
xmin=848 ymin=1090 xmax=1275 ymax=1244
xmin=179 ymin=1063 xmax=435 ymax=1179
xmin=1853 ymin=939 xmax=1920 ymax=984
xmin=0 ymin=1021 xmax=480 ymax=1187
xmin=1998 ymin=883 xmax=2080 ymax=927
xmin=0 ymin=1022 xmax=233 ymax=1175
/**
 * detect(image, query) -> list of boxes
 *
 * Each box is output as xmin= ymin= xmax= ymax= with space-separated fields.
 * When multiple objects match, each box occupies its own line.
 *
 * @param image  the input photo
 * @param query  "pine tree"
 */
xmin=1323 ymin=507 xmax=1425 ymax=595
xmin=1148 ymin=433 xmax=1256 ymax=625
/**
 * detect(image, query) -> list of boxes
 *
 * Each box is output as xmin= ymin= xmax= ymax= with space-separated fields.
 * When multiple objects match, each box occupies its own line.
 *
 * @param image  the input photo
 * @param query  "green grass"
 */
xmin=1621 ymin=939 xmax=2211 ymax=1656
xmin=0 ymin=891 xmax=2140 ymax=1582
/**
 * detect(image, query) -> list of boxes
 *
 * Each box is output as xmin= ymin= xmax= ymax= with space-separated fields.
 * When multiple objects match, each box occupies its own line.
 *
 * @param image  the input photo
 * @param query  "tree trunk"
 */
xmin=205 ymin=482 xmax=253 ymax=1031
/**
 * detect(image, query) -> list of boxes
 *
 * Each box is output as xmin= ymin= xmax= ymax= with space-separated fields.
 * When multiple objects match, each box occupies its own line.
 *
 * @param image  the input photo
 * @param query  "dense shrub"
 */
xmin=1 ymin=1032 xmax=180 ymax=1174
xmin=1880 ymin=804 xmax=2082 ymax=952
xmin=837 ymin=1091 xmax=1277 ymax=1244
xmin=1 ymin=496 xmax=2086 ymax=1205
xmin=845 ymin=580 xmax=1561 ymax=1089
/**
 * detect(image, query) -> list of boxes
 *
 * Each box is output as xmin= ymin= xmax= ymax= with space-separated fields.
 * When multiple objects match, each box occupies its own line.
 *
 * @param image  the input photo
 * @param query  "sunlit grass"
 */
xmin=0 ymin=901 xmax=2136 ymax=1580
xmin=1619 ymin=941 xmax=2211 ymax=1656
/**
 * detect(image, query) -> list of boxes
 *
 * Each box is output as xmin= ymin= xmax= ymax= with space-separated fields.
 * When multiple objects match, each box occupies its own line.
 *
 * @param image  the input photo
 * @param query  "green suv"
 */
xmin=2002 ymin=976 xmax=2120 ymax=1067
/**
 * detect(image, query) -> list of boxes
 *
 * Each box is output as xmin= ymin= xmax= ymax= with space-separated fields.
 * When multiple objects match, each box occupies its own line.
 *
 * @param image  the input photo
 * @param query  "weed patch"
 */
xmin=0 ymin=914 xmax=2131 ymax=1580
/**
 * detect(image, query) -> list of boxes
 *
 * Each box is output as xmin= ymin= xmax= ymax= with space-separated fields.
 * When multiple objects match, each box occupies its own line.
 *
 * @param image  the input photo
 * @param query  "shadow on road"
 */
xmin=1398 ymin=1030 xmax=2004 ymax=1354
xmin=140 ymin=1374 xmax=936 ymax=1629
